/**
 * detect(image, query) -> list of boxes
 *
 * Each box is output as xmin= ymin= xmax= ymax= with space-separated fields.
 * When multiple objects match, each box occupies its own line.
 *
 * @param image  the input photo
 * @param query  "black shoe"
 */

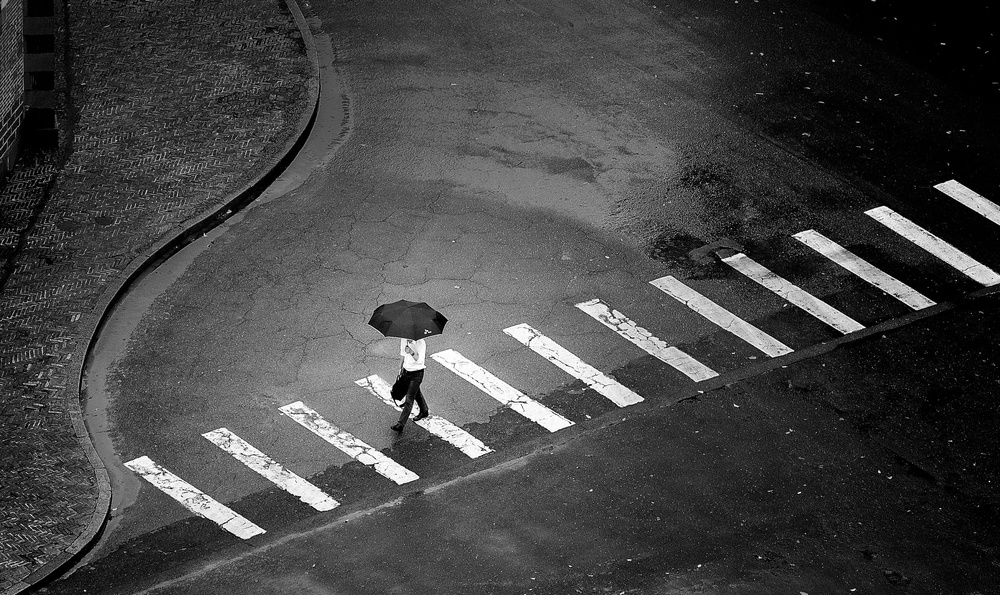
xmin=413 ymin=412 xmax=429 ymax=422
xmin=391 ymin=423 xmax=404 ymax=432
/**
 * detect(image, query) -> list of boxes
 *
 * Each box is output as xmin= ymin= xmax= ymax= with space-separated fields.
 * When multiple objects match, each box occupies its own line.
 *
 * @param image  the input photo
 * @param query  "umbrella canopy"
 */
xmin=368 ymin=300 xmax=447 ymax=340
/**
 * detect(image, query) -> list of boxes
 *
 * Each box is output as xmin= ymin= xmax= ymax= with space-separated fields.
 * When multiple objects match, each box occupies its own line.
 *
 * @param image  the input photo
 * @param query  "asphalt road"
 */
xmin=58 ymin=296 xmax=1000 ymax=593
xmin=53 ymin=0 xmax=1000 ymax=592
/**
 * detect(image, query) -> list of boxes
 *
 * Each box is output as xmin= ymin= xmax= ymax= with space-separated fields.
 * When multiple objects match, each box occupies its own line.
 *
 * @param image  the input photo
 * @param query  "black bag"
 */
xmin=390 ymin=366 xmax=407 ymax=404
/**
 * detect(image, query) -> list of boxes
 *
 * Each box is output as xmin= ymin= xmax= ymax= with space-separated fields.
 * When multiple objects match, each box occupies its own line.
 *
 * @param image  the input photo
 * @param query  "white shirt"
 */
xmin=400 ymin=339 xmax=426 ymax=371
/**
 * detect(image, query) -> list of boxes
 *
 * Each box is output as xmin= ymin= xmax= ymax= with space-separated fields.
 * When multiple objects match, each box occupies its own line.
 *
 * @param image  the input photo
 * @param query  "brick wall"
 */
xmin=1 ymin=0 xmax=25 ymax=180
xmin=24 ymin=0 xmax=57 ymax=153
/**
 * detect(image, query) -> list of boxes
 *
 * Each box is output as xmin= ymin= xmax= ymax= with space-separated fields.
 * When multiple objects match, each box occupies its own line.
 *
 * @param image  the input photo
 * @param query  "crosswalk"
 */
xmin=126 ymin=178 xmax=1000 ymax=539
xmin=202 ymin=428 xmax=340 ymax=512
xmin=791 ymin=229 xmax=936 ymax=311
xmin=934 ymin=179 xmax=1000 ymax=226
xmin=355 ymin=374 xmax=494 ymax=457
xmin=722 ymin=252 xmax=866 ymax=334
xmin=574 ymin=298 xmax=718 ymax=381
xmin=650 ymin=275 xmax=793 ymax=357
xmin=865 ymin=205 xmax=1000 ymax=287
xmin=430 ymin=349 xmax=574 ymax=432
xmin=503 ymin=323 xmax=645 ymax=407
xmin=124 ymin=456 xmax=267 ymax=539
xmin=279 ymin=401 xmax=420 ymax=485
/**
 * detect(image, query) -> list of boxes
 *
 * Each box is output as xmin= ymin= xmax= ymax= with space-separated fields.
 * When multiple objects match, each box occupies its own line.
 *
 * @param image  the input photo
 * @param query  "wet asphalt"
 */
xmin=45 ymin=0 xmax=1000 ymax=592
xmin=51 ymin=293 xmax=1000 ymax=594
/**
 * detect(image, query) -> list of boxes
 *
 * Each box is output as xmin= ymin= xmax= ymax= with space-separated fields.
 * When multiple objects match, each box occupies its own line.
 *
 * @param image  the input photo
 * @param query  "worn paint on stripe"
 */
xmin=278 ymin=401 xmax=419 ymax=485
xmin=934 ymin=180 xmax=1000 ymax=226
xmin=503 ymin=323 xmax=643 ymax=407
xmin=355 ymin=375 xmax=493 ymax=458
xmin=866 ymin=206 xmax=1000 ymax=287
xmin=202 ymin=428 xmax=340 ymax=512
xmin=124 ymin=456 xmax=266 ymax=539
xmin=430 ymin=349 xmax=574 ymax=432
xmin=650 ymin=275 xmax=793 ymax=357
xmin=793 ymin=230 xmax=935 ymax=311
xmin=575 ymin=298 xmax=718 ymax=381
xmin=722 ymin=253 xmax=865 ymax=334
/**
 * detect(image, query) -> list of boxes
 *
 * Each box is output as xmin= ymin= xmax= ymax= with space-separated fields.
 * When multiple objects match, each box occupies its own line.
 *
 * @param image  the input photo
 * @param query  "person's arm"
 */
xmin=402 ymin=339 xmax=423 ymax=368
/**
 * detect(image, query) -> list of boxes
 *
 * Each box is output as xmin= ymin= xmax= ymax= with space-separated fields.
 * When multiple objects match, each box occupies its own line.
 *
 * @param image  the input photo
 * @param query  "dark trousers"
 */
xmin=393 ymin=368 xmax=428 ymax=427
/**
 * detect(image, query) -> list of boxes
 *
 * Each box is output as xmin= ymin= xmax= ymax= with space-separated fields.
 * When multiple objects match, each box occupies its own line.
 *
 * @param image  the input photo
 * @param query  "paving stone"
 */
xmin=0 ymin=0 xmax=314 ymax=589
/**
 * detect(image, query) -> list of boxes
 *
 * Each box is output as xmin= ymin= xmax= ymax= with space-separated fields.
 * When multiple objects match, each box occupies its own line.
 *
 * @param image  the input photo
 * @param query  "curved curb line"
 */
xmin=2 ymin=1 xmax=321 ymax=593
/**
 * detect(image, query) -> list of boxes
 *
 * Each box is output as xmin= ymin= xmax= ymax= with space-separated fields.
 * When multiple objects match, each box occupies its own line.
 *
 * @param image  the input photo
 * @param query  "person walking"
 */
xmin=390 ymin=337 xmax=429 ymax=432
xmin=367 ymin=299 xmax=446 ymax=431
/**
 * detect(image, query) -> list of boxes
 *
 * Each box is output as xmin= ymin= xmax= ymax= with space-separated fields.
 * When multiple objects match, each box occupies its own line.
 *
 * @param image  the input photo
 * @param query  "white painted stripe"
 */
xmin=355 ymin=375 xmax=493 ymax=458
xmin=202 ymin=428 xmax=340 ymax=512
xmin=722 ymin=253 xmax=865 ymax=334
xmin=575 ymin=299 xmax=718 ymax=381
xmin=650 ymin=275 xmax=793 ymax=358
xmin=934 ymin=179 xmax=1000 ymax=226
xmin=124 ymin=455 xmax=266 ymax=539
xmin=278 ymin=401 xmax=419 ymax=485
xmin=866 ymin=206 xmax=1000 ymax=287
xmin=793 ymin=230 xmax=935 ymax=311
xmin=503 ymin=323 xmax=644 ymax=407
xmin=430 ymin=350 xmax=574 ymax=432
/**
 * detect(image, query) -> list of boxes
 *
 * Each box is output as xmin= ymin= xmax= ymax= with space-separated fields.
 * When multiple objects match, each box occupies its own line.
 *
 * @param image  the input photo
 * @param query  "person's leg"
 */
xmin=394 ymin=393 xmax=414 ymax=429
xmin=392 ymin=370 xmax=424 ymax=431
xmin=413 ymin=388 xmax=429 ymax=420
xmin=407 ymin=369 xmax=428 ymax=419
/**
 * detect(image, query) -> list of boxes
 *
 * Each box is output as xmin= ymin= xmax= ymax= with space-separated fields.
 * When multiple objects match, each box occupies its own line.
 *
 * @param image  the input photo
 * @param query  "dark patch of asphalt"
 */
xmin=46 ymin=294 xmax=1000 ymax=594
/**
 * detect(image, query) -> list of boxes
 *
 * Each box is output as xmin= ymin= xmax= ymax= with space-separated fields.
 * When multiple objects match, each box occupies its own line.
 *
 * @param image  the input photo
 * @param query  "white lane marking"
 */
xmin=202 ymin=428 xmax=340 ymax=512
xmin=574 ymin=298 xmax=718 ymax=381
xmin=355 ymin=375 xmax=493 ymax=458
xmin=503 ymin=323 xmax=644 ymax=407
xmin=722 ymin=253 xmax=865 ymax=335
xmin=650 ymin=275 xmax=793 ymax=358
xmin=430 ymin=349 xmax=574 ymax=432
xmin=278 ymin=401 xmax=419 ymax=485
xmin=124 ymin=455 xmax=266 ymax=539
xmin=793 ymin=230 xmax=935 ymax=311
xmin=866 ymin=206 xmax=1000 ymax=287
xmin=934 ymin=179 xmax=1000 ymax=226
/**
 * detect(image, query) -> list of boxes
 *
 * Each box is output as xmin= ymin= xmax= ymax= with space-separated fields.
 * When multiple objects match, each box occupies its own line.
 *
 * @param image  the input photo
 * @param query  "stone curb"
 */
xmin=0 ymin=1 xmax=321 ymax=592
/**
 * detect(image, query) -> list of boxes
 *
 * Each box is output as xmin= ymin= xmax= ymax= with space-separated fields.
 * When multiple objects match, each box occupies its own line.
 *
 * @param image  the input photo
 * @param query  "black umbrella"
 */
xmin=368 ymin=300 xmax=447 ymax=340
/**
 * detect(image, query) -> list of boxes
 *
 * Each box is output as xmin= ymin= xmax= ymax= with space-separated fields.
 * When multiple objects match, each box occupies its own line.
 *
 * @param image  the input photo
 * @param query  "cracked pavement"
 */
xmin=62 ymin=0 xmax=1000 ymax=590
xmin=101 ymin=0 xmax=998 ymax=540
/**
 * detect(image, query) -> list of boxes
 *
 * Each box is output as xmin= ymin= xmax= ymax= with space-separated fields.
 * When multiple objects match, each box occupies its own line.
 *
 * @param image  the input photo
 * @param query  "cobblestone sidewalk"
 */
xmin=0 ymin=0 xmax=317 ymax=591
